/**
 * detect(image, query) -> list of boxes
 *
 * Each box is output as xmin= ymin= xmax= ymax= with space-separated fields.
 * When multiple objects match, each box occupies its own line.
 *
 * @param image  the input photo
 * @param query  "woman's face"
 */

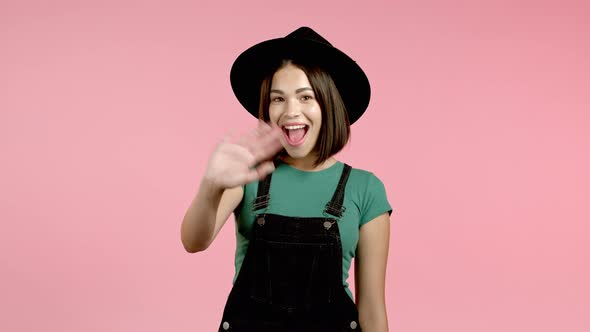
xmin=269 ymin=63 xmax=322 ymax=161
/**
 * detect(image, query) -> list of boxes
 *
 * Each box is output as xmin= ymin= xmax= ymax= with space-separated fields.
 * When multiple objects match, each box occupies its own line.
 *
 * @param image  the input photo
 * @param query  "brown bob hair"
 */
xmin=258 ymin=59 xmax=351 ymax=167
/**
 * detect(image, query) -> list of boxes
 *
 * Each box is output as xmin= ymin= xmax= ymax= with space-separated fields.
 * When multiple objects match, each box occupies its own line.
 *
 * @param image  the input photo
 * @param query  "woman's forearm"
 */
xmin=180 ymin=177 xmax=224 ymax=252
xmin=359 ymin=304 xmax=388 ymax=332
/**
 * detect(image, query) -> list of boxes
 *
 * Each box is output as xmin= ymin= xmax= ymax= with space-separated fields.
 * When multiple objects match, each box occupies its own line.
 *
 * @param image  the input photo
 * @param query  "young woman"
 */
xmin=181 ymin=27 xmax=392 ymax=332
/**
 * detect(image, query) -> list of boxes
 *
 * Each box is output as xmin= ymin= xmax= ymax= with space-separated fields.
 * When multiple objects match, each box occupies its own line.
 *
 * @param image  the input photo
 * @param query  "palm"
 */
xmin=205 ymin=121 xmax=283 ymax=189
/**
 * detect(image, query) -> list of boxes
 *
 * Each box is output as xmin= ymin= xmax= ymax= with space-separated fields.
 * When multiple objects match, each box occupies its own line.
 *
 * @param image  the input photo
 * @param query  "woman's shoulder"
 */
xmin=346 ymin=163 xmax=385 ymax=185
xmin=345 ymin=163 xmax=392 ymax=222
xmin=341 ymin=164 xmax=390 ymax=202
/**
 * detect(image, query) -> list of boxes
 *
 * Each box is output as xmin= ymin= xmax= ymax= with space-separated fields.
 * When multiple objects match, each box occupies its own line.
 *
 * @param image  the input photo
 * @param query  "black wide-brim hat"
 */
xmin=230 ymin=26 xmax=371 ymax=125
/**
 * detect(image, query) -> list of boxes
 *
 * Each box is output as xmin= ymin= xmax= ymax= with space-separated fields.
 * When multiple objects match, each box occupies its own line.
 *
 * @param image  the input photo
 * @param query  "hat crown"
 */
xmin=285 ymin=27 xmax=332 ymax=47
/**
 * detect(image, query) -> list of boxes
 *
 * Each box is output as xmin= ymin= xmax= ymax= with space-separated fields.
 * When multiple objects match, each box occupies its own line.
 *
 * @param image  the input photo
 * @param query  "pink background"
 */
xmin=1 ymin=0 xmax=589 ymax=331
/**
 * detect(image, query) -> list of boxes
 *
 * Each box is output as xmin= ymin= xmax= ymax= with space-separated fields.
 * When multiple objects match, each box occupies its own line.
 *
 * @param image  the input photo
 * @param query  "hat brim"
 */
xmin=230 ymin=37 xmax=370 ymax=125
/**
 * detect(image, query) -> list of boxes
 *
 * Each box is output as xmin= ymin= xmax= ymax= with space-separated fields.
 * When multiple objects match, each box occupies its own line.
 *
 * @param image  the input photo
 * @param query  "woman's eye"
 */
xmin=301 ymin=95 xmax=313 ymax=101
xmin=271 ymin=97 xmax=284 ymax=102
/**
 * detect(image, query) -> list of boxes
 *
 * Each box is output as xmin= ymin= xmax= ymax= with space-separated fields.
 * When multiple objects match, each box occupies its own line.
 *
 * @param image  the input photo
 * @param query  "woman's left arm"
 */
xmin=355 ymin=212 xmax=390 ymax=332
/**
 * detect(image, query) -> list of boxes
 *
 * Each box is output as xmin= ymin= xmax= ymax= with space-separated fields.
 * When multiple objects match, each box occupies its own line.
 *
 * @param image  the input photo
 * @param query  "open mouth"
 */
xmin=282 ymin=124 xmax=309 ymax=146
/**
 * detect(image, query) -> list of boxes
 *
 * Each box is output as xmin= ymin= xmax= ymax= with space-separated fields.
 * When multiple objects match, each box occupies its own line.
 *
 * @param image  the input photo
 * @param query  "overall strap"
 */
xmin=323 ymin=163 xmax=352 ymax=218
xmin=252 ymin=172 xmax=272 ymax=212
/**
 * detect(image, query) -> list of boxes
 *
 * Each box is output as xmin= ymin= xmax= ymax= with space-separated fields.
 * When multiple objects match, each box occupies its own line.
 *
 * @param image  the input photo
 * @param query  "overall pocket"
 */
xmin=249 ymin=239 xmax=333 ymax=311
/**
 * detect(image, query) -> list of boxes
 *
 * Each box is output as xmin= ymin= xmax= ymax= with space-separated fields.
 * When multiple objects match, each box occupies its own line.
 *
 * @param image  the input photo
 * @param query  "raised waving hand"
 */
xmin=204 ymin=120 xmax=283 ymax=189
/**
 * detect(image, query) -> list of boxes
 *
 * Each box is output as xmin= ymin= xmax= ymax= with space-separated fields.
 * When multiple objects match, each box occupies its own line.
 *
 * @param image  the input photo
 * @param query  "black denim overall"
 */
xmin=218 ymin=163 xmax=361 ymax=332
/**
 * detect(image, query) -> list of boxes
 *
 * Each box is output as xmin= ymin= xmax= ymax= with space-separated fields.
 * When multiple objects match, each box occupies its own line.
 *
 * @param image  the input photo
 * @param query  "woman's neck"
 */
xmin=280 ymin=155 xmax=337 ymax=172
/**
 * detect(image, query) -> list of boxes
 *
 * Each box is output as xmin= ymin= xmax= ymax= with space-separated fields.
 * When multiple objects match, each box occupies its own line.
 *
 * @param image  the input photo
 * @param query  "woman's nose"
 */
xmin=285 ymin=99 xmax=301 ymax=117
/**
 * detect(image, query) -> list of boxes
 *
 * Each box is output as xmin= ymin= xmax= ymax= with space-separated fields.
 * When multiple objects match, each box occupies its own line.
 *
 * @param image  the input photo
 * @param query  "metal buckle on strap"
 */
xmin=323 ymin=204 xmax=346 ymax=218
xmin=252 ymin=194 xmax=270 ymax=211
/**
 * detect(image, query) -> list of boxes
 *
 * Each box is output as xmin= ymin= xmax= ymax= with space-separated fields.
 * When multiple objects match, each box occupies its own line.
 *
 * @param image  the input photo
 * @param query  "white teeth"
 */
xmin=284 ymin=125 xmax=307 ymax=130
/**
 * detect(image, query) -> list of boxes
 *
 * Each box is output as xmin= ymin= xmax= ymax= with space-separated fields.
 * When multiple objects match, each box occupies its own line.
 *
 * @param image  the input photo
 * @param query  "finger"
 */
xmin=248 ymin=137 xmax=281 ymax=162
xmin=254 ymin=120 xmax=272 ymax=138
xmin=237 ymin=122 xmax=275 ymax=156
xmin=253 ymin=161 xmax=276 ymax=180
xmin=253 ymin=127 xmax=283 ymax=158
xmin=241 ymin=164 xmax=272 ymax=184
xmin=257 ymin=119 xmax=268 ymax=129
xmin=227 ymin=144 xmax=257 ymax=167
xmin=221 ymin=129 xmax=236 ymax=143
xmin=240 ymin=169 xmax=260 ymax=185
xmin=258 ymin=119 xmax=272 ymax=129
xmin=239 ymin=121 xmax=270 ymax=144
xmin=236 ymin=128 xmax=258 ymax=151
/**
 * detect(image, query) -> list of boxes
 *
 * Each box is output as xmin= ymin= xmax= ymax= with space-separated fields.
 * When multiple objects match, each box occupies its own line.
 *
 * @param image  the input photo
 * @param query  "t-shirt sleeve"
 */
xmin=359 ymin=173 xmax=393 ymax=227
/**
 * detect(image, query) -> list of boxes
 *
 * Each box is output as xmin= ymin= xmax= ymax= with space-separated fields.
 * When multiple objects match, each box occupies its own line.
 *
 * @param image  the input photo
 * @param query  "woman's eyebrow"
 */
xmin=296 ymin=87 xmax=313 ymax=93
xmin=270 ymin=87 xmax=313 ymax=94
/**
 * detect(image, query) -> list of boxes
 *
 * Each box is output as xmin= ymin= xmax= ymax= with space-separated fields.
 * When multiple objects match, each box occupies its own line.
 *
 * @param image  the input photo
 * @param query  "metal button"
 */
xmin=222 ymin=321 xmax=230 ymax=330
xmin=350 ymin=320 xmax=357 ymax=329
xmin=323 ymin=221 xmax=332 ymax=230
xmin=257 ymin=217 xmax=265 ymax=226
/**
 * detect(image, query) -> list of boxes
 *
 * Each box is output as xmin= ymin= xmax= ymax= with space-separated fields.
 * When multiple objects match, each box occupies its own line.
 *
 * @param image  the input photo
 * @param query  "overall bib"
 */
xmin=218 ymin=163 xmax=361 ymax=332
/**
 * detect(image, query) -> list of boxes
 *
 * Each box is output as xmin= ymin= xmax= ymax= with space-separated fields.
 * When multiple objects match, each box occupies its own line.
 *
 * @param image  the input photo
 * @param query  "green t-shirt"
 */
xmin=232 ymin=160 xmax=392 ymax=300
